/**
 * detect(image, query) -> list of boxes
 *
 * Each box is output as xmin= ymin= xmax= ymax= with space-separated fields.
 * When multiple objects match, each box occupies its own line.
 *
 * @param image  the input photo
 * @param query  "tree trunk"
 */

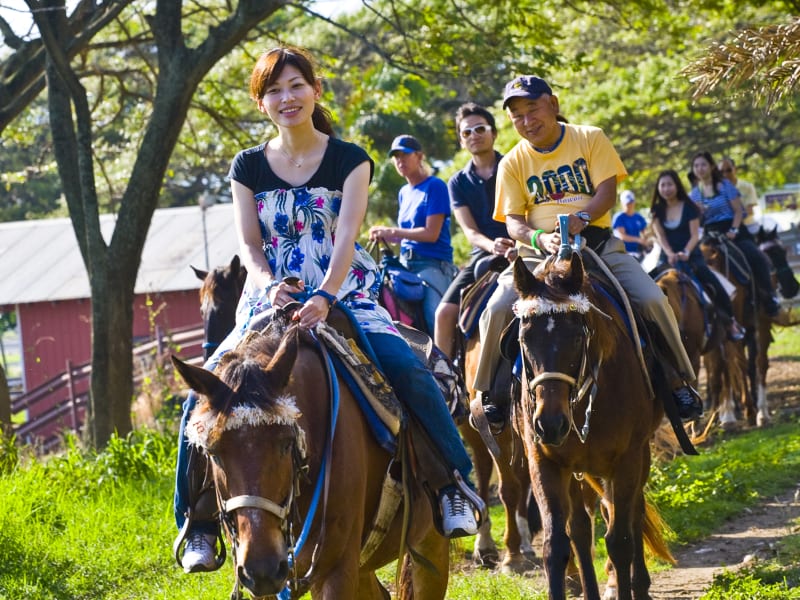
xmin=86 ymin=269 xmax=136 ymax=445
xmin=0 ymin=364 xmax=11 ymax=436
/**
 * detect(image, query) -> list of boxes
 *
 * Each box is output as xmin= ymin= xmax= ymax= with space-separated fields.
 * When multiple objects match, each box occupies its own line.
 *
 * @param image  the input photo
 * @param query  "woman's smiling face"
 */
xmin=258 ymin=65 xmax=319 ymax=126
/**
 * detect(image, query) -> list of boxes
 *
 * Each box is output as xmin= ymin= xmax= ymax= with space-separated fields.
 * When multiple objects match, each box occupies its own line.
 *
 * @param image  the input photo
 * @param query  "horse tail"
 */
xmin=642 ymin=497 xmax=676 ymax=565
xmin=583 ymin=474 xmax=676 ymax=565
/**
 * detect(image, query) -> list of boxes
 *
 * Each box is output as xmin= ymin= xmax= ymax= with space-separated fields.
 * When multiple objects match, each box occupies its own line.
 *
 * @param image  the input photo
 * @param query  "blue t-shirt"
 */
xmin=612 ymin=211 xmax=648 ymax=253
xmin=448 ymin=152 xmax=509 ymax=254
xmin=689 ymin=179 xmax=739 ymax=226
xmin=398 ymin=175 xmax=453 ymax=262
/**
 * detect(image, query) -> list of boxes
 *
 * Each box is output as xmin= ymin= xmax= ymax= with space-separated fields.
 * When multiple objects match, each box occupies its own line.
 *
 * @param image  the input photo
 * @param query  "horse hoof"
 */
xmin=500 ymin=553 xmax=539 ymax=575
xmin=565 ymin=574 xmax=583 ymax=597
xmin=602 ymin=584 xmax=618 ymax=600
xmin=720 ymin=420 xmax=739 ymax=433
xmin=471 ymin=548 xmax=499 ymax=569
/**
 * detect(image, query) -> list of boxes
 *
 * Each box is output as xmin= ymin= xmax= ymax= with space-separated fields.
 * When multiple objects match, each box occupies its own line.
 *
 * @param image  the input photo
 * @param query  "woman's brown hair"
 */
xmin=249 ymin=46 xmax=334 ymax=136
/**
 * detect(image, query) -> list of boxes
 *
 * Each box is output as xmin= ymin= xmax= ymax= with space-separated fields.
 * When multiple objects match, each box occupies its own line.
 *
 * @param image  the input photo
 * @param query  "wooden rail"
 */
xmin=11 ymin=324 xmax=205 ymax=452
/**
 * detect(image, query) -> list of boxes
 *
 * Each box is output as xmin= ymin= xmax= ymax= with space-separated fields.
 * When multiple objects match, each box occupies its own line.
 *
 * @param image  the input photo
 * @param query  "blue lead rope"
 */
xmin=278 ymin=329 xmax=340 ymax=600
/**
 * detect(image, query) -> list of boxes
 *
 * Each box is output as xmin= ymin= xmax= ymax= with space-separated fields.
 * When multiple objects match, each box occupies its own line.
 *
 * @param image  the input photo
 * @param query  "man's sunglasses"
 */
xmin=460 ymin=124 xmax=491 ymax=138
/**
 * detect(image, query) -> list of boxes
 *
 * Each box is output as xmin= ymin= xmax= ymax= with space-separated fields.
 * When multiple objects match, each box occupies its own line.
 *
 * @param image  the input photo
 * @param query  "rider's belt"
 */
xmin=583 ymin=226 xmax=611 ymax=251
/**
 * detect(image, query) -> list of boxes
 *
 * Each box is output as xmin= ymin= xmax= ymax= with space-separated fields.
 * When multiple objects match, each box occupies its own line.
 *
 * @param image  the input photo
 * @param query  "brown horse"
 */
xmin=700 ymin=234 xmax=770 ymax=427
xmin=461 ymin=332 xmax=539 ymax=573
xmin=192 ymin=255 xmax=247 ymax=361
xmin=756 ymin=225 xmax=800 ymax=301
xmin=172 ymin=313 xmax=449 ymax=599
xmin=511 ymin=252 xmax=673 ymax=600
xmin=653 ymin=267 xmax=748 ymax=430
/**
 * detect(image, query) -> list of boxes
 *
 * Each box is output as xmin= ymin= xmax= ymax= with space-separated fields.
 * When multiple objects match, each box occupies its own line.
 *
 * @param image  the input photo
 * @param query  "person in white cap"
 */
xmin=612 ymin=189 xmax=651 ymax=261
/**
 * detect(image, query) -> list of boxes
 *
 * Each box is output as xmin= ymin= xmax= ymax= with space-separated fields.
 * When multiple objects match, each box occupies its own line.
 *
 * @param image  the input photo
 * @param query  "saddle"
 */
xmin=458 ymin=255 xmax=509 ymax=338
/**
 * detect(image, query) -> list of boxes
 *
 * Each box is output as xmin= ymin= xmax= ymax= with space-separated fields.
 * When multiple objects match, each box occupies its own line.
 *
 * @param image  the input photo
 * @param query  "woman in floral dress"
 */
xmin=174 ymin=46 xmax=485 ymax=574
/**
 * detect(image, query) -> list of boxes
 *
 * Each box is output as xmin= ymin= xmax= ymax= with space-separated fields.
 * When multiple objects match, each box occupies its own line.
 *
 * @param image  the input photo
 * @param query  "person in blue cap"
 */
xmin=369 ymin=135 xmax=457 ymax=334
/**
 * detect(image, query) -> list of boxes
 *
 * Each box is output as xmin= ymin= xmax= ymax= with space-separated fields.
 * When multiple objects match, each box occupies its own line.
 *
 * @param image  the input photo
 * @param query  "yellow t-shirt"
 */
xmin=494 ymin=123 xmax=627 ymax=231
xmin=737 ymin=179 xmax=758 ymax=225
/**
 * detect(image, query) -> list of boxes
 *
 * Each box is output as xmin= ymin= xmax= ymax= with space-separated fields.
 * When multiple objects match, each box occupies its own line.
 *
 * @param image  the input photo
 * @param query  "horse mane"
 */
xmin=188 ymin=318 xmax=311 ymax=450
xmin=521 ymin=255 xmax=620 ymax=360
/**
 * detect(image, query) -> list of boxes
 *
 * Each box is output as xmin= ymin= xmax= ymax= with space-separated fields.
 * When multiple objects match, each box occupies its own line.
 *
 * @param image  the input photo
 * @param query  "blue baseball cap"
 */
xmin=388 ymin=135 xmax=422 ymax=157
xmin=502 ymin=76 xmax=553 ymax=109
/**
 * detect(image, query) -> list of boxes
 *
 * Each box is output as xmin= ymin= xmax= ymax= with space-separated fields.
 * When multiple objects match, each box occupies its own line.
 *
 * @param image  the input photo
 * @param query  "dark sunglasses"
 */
xmin=460 ymin=124 xmax=491 ymax=138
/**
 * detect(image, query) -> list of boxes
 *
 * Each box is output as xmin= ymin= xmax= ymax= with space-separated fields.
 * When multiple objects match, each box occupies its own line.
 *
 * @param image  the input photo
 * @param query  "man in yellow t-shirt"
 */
xmin=472 ymin=75 xmax=701 ymax=434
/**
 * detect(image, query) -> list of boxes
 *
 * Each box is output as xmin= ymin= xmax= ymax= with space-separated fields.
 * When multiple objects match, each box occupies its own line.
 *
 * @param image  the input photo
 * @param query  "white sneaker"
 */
xmin=181 ymin=531 xmax=217 ymax=573
xmin=440 ymin=487 xmax=479 ymax=538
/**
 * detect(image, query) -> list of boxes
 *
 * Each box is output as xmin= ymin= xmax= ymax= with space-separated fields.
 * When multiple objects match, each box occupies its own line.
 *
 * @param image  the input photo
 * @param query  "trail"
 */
xmin=648 ymin=483 xmax=800 ymax=599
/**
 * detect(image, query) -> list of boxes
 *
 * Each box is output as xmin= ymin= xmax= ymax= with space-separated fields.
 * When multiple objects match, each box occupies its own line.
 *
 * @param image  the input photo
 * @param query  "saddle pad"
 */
xmin=316 ymin=323 xmax=403 ymax=449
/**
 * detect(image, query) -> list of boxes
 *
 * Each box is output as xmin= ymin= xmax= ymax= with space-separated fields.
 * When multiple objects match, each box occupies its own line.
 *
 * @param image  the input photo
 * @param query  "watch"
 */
xmin=574 ymin=211 xmax=592 ymax=227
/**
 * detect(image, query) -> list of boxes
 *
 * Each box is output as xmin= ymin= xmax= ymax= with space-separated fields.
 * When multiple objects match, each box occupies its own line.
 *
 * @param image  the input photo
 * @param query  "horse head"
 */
xmin=512 ymin=252 xmax=614 ymax=447
xmin=756 ymin=226 xmax=799 ymax=299
xmin=172 ymin=322 xmax=309 ymax=598
xmin=193 ymin=255 xmax=248 ymax=360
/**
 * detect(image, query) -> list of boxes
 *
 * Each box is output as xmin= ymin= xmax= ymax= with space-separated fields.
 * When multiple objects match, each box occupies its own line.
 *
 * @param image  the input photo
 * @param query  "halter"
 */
xmin=515 ymin=294 xmax=605 ymax=444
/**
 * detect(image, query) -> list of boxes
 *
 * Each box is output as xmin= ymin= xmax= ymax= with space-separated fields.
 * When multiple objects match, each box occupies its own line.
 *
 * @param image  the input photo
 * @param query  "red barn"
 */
xmin=0 ymin=204 xmax=239 ymax=445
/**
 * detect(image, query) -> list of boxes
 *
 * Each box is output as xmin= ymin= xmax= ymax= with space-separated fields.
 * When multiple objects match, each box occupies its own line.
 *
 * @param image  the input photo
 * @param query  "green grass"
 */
xmin=772 ymin=326 xmax=800 ymax=357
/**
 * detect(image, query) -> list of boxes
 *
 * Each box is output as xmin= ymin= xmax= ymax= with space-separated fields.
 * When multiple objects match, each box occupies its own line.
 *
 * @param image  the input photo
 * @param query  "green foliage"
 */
xmin=702 ymin=562 xmax=800 ymax=599
xmin=649 ymin=420 xmax=800 ymax=541
xmin=0 ymin=425 xmax=17 ymax=475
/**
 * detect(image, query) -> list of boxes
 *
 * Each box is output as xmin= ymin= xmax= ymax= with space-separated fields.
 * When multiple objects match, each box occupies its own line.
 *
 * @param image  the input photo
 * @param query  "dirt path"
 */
xmin=649 ymin=483 xmax=800 ymax=599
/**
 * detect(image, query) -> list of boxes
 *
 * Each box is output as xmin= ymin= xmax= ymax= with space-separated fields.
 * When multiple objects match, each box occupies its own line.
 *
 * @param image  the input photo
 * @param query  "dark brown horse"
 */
xmin=700 ymin=234 xmax=771 ymax=427
xmin=755 ymin=225 xmax=800 ymax=301
xmin=511 ymin=252 xmax=673 ymax=600
xmin=654 ymin=267 xmax=748 ymax=430
xmin=172 ymin=313 xmax=449 ymax=599
xmin=192 ymin=255 xmax=247 ymax=361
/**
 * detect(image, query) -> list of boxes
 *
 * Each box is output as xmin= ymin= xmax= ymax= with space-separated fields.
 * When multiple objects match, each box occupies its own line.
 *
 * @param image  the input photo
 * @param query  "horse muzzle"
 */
xmin=534 ymin=411 xmax=571 ymax=446
xmin=237 ymin=549 xmax=290 ymax=598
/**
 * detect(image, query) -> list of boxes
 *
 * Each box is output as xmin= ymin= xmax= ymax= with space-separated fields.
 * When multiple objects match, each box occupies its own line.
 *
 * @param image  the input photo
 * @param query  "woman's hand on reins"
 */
xmin=293 ymin=295 xmax=329 ymax=329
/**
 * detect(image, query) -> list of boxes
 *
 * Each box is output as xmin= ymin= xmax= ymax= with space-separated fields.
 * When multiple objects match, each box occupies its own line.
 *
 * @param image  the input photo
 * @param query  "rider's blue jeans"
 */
xmin=173 ymin=328 xmax=472 ymax=531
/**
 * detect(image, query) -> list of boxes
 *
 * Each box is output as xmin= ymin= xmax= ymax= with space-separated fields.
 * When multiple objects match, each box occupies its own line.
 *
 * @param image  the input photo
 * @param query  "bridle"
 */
xmin=515 ymin=295 xmax=607 ymax=444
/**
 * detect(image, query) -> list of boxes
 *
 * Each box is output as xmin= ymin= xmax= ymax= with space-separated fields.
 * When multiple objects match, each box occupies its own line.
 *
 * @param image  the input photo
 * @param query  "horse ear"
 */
xmin=230 ymin=255 xmax=241 ymax=272
xmin=512 ymin=256 xmax=542 ymax=297
xmin=171 ymin=355 xmax=230 ymax=406
xmin=564 ymin=251 xmax=585 ymax=294
xmin=191 ymin=265 xmax=208 ymax=281
xmin=264 ymin=326 xmax=300 ymax=391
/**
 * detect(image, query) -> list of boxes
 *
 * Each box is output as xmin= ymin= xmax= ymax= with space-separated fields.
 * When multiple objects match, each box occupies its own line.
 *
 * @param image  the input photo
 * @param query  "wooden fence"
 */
xmin=10 ymin=324 xmax=205 ymax=453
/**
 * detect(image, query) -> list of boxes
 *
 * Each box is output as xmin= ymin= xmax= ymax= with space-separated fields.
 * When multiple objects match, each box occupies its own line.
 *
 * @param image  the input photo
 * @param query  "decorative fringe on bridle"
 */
xmin=513 ymin=293 xmax=595 ymax=318
xmin=187 ymin=395 xmax=303 ymax=450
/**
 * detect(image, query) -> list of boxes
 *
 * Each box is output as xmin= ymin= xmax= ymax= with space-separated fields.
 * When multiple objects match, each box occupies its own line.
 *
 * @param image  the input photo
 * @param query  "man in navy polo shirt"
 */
xmin=434 ymin=103 xmax=515 ymax=359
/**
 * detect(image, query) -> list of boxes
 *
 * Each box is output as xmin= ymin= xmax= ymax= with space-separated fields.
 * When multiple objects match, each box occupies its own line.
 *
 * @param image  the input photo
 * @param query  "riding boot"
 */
xmin=472 ymin=390 xmax=508 ymax=435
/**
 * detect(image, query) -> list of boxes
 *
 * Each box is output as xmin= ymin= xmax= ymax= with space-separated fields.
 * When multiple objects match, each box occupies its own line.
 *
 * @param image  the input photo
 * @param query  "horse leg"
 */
xmin=529 ymin=452 xmax=572 ymax=600
xmin=754 ymin=314 xmax=771 ymax=427
xmin=357 ymin=571 xmax=390 ymax=600
xmin=458 ymin=422 xmax=499 ymax=567
xmin=603 ymin=458 xmax=648 ymax=600
xmin=566 ymin=478 xmax=600 ymax=600
xmin=401 ymin=521 xmax=450 ymax=600
xmin=495 ymin=428 xmax=536 ymax=574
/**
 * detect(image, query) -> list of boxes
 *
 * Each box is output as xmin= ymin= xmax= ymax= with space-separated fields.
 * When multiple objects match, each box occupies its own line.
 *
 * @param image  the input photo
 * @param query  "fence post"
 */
xmin=156 ymin=325 xmax=164 ymax=357
xmin=66 ymin=359 xmax=78 ymax=433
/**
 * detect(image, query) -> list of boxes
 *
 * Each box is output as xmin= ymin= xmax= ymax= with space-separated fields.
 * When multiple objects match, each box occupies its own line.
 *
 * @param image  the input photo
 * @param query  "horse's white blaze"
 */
xmin=187 ymin=395 xmax=301 ymax=449
xmin=514 ymin=293 xmax=592 ymax=318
